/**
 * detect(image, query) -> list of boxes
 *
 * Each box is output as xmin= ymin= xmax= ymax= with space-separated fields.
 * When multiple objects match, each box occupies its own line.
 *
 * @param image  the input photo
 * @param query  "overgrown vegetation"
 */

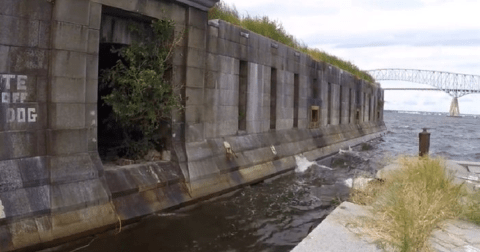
xmin=350 ymin=157 xmax=480 ymax=251
xmin=100 ymin=19 xmax=183 ymax=159
xmin=208 ymin=1 xmax=375 ymax=83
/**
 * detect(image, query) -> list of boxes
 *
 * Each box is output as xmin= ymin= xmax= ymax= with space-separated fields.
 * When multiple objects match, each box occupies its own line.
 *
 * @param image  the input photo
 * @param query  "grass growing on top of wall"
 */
xmin=208 ymin=1 xmax=375 ymax=83
xmin=350 ymin=157 xmax=480 ymax=251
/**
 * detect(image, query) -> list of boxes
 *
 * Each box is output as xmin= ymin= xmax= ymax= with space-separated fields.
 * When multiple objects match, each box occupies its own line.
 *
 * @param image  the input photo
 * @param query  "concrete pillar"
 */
xmin=184 ymin=7 xmax=208 ymax=142
xmin=329 ymin=83 xmax=340 ymax=126
xmin=339 ymin=84 xmax=350 ymax=125
xmin=246 ymin=62 xmax=264 ymax=133
xmin=356 ymin=81 xmax=365 ymax=124
xmin=349 ymin=88 xmax=356 ymax=124
xmin=320 ymin=80 xmax=329 ymax=127
xmin=297 ymin=74 xmax=309 ymax=129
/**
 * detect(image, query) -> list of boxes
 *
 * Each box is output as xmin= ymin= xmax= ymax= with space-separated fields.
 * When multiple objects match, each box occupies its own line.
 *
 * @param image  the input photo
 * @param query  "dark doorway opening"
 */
xmin=293 ymin=74 xmax=299 ymax=128
xmin=238 ymin=60 xmax=248 ymax=131
xmin=98 ymin=43 xmax=128 ymax=161
xmin=368 ymin=95 xmax=372 ymax=122
xmin=348 ymin=88 xmax=352 ymax=124
xmin=339 ymin=85 xmax=343 ymax=125
xmin=270 ymin=68 xmax=277 ymax=130
xmin=327 ymin=82 xmax=331 ymax=125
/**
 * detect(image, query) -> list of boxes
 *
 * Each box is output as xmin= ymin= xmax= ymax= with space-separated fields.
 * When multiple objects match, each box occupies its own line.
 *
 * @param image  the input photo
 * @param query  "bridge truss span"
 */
xmin=368 ymin=69 xmax=480 ymax=116
xmin=368 ymin=69 xmax=480 ymax=98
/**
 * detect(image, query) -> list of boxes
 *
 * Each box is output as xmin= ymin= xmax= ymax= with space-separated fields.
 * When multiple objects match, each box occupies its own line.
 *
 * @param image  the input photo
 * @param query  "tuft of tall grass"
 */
xmin=463 ymin=190 xmax=480 ymax=226
xmin=350 ymin=157 xmax=480 ymax=252
xmin=207 ymin=1 xmax=241 ymax=26
xmin=208 ymin=1 xmax=375 ymax=83
xmin=241 ymin=15 xmax=299 ymax=49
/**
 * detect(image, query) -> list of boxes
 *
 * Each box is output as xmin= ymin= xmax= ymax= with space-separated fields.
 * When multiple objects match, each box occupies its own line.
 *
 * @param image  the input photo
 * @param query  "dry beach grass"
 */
xmin=350 ymin=156 xmax=480 ymax=252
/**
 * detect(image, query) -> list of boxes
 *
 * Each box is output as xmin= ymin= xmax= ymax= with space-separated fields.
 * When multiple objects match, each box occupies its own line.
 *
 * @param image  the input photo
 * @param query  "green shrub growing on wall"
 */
xmin=101 ymin=19 xmax=183 ymax=159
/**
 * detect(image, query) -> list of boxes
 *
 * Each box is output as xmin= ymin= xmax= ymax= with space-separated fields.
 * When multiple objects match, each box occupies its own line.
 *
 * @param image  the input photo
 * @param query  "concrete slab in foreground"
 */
xmin=291 ymin=201 xmax=382 ymax=252
xmin=292 ymin=159 xmax=480 ymax=252
xmin=292 ymin=201 xmax=480 ymax=252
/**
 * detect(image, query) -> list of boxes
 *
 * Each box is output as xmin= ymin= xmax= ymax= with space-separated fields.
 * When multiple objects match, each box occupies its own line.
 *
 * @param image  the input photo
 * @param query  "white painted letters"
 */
xmin=17 ymin=108 xmax=25 ymax=122
xmin=7 ymin=108 xmax=15 ymax=122
xmin=1 ymin=92 xmax=9 ymax=103
xmin=28 ymin=108 xmax=37 ymax=122
xmin=1 ymin=74 xmax=15 ymax=90
xmin=17 ymin=75 xmax=27 ymax=90
xmin=5 ymin=108 xmax=37 ymax=123
xmin=12 ymin=92 xmax=20 ymax=103
xmin=1 ymin=74 xmax=37 ymax=123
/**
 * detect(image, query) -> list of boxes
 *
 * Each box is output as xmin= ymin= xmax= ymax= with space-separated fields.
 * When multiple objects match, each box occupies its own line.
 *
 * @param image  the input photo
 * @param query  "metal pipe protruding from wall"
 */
xmin=419 ymin=128 xmax=430 ymax=157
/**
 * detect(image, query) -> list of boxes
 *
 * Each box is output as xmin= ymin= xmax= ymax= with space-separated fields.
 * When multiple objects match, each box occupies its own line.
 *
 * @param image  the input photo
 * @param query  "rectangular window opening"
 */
xmin=238 ymin=60 xmax=248 ymax=131
xmin=339 ymin=85 xmax=343 ymax=125
xmin=348 ymin=89 xmax=352 ymax=124
xmin=293 ymin=74 xmax=299 ymax=128
xmin=356 ymin=90 xmax=361 ymax=123
xmin=327 ymin=82 xmax=331 ymax=125
xmin=270 ymin=68 xmax=277 ymax=130
xmin=309 ymin=106 xmax=320 ymax=128
xmin=312 ymin=109 xmax=319 ymax=122
xmin=368 ymin=95 xmax=372 ymax=121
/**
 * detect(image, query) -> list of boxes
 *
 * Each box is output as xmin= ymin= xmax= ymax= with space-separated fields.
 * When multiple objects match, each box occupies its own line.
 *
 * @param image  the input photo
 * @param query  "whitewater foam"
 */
xmin=294 ymin=154 xmax=333 ymax=172
xmin=294 ymin=155 xmax=316 ymax=173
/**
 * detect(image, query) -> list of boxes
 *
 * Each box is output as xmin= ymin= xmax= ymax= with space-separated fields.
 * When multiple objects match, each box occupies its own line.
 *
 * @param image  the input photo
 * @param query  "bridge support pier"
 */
xmin=449 ymin=97 xmax=460 ymax=117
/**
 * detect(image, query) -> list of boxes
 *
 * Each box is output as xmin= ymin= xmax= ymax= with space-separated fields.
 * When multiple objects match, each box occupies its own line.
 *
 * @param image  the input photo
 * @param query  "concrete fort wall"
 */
xmin=180 ymin=19 xmax=386 ymax=199
xmin=0 ymin=0 xmax=385 ymax=250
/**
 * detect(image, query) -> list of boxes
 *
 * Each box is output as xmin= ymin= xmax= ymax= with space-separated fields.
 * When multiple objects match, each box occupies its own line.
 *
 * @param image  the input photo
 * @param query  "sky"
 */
xmin=221 ymin=0 xmax=480 ymax=115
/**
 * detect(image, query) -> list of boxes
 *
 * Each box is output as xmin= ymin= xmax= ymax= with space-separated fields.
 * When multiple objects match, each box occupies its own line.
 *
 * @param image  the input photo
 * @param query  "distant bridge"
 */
xmin=368 ymin=69 xmax=480 ymax=116
xmin=383 ymin=88 xmax=438 ymax=91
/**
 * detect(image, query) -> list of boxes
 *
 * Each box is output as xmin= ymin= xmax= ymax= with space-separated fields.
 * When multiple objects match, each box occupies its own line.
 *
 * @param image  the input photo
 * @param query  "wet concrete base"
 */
xmin=2 ymin=123 xmax=385 ymax=251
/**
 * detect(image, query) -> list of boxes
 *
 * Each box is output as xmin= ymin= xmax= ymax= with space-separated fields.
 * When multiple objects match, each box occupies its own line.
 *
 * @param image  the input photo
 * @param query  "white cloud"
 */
xmin=219 ymin=0 xmax=480 ymax=114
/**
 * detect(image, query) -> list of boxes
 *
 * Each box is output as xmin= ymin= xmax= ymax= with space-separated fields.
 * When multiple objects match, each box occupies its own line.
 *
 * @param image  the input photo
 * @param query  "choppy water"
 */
xmin=68 ymin=111 xmax=479 ymax=252
xmin=378 ymin=111 xmax=480 ymax=162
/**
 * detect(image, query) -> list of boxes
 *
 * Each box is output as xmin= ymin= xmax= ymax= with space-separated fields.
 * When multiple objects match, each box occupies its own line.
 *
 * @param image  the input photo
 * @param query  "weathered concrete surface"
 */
xmin=292 ymin=201 xmax=480 ymax=252
xmin=0 ymin=0 xmax=386 ymax=250
xmin=291 ymin=202 xmax=382 ymax=252
xmin=430 ymin=220 xmax=480 ymax=252
xmin=182 ymin=124 xmax=386 ymax=200
xmin=293 ymin=160 xmax=480 ymax=252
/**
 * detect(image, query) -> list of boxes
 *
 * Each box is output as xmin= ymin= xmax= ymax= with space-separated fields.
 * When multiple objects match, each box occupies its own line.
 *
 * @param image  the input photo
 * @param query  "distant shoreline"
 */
xmin=384 ymin=110 xmax=479 ymax=117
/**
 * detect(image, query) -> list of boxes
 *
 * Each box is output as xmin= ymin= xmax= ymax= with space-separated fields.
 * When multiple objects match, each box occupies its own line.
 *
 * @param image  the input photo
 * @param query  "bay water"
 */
xmin=68 ymin=111 xmax=479 ymax=252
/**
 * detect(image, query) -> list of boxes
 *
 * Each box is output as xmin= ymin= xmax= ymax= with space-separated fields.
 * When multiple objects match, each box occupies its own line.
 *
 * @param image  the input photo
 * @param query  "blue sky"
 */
xmin=221 ymin=0 xmax=480 ymax=114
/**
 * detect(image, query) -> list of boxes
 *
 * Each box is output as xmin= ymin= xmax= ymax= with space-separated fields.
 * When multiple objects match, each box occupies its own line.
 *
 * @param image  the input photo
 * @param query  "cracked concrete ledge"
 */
xmin=430 ymin=220 xmax=480 ymax=252
xmin=291 ymin=201 xmax=381 ymax=252
xmin=292 ymin=160 xmax=480 ymax=252
xmin=292 ymin=201 xmax=480 ymax=252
